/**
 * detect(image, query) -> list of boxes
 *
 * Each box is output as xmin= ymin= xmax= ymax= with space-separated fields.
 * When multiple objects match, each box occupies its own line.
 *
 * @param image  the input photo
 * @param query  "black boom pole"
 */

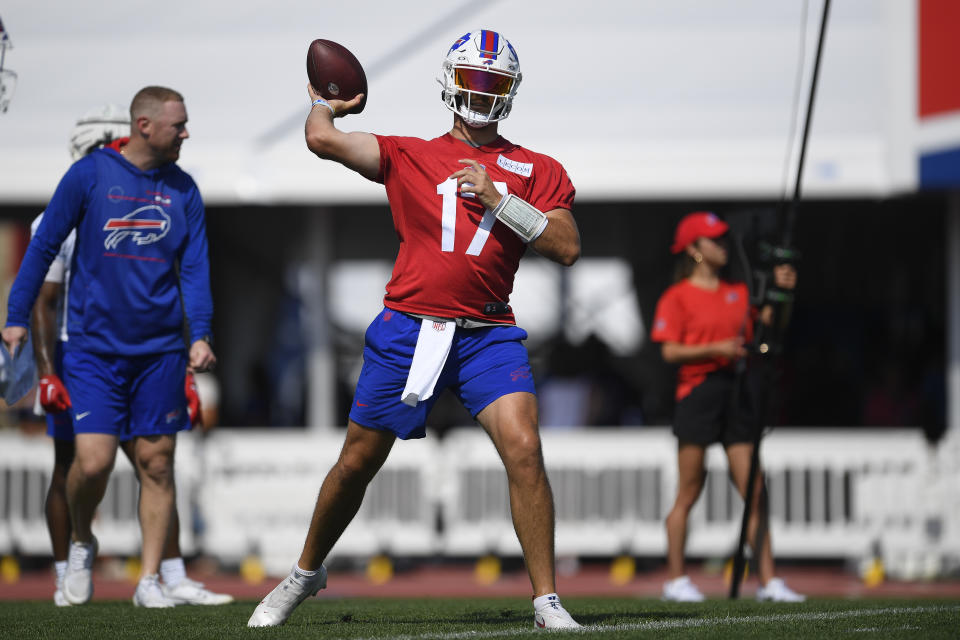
xmin=728 ymin=0 xmax=831 ymax=599
xmin=782 ymin=0 xmax=831 ymax=252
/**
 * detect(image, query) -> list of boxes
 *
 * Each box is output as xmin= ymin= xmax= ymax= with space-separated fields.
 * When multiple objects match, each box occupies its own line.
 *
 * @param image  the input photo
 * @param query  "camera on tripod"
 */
xmin=750 ymin=241 xmax=801 ymax=307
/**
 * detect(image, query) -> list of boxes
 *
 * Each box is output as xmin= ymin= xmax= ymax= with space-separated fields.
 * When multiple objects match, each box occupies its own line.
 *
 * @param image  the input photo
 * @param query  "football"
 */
xmin=307 ymin=39 xmax=367 ymax=114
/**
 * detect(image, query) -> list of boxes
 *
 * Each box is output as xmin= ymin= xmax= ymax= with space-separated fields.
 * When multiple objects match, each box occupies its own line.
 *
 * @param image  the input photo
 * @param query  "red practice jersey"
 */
xmin=651 ymin=279 xmax=754 ymax=400
xmin=374 ymin=133 xmax=575 ymax=324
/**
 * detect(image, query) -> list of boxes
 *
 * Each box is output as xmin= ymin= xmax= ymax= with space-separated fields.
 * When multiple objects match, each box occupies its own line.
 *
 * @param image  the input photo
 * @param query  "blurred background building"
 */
xmin=1 ymin=0 xmax=959 ymax=580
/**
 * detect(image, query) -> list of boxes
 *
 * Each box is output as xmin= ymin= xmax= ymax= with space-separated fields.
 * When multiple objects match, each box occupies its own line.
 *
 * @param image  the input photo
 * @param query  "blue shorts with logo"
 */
xmin=349 ymin=307 xmax=536 ymax=440
xmin=46 ymin=341 xmax=74 ymax=441
xmin=62 ymin=349 xmax=190 ymax=439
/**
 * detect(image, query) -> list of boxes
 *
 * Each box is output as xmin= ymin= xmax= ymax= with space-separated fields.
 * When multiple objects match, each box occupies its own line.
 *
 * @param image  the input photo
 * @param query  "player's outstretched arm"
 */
xmin=304 ymin=84 xmax=380 ymax=181
xmin=530 ymin=208 xmax=581 ymax=267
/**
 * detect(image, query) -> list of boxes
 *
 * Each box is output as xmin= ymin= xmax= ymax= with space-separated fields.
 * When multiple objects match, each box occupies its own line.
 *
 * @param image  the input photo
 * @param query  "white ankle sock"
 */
xmin=294 ymin=565 xmax=320 ymax=579
xmin=54 ymin=560 xmax=67 ymax=583
xmin=533 ymin=593 xmax=561 ymax=610
xmin=160 ymin=557 xmax=186 ymax=586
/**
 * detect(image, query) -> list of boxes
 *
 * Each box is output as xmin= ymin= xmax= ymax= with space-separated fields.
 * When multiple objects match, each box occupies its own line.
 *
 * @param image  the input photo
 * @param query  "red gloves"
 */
xmin=38 ymin=375 xmax=72 ymax=413
xmin=185 ymin=371 xmax=203 ymax=428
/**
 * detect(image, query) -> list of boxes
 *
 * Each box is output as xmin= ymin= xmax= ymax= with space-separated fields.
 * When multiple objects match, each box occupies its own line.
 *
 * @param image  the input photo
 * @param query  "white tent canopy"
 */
xmin=0 ymin=0 xmax=925 ymax=205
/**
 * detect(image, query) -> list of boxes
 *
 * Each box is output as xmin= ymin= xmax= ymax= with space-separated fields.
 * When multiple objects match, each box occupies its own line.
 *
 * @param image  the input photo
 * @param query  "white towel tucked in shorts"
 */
xmin=401 ymin=318 xmax=455 ymax=406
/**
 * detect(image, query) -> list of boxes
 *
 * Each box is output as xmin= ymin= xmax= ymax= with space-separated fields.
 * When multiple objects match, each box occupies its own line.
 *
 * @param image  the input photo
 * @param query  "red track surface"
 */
xmin=2 ymin=563 xmax=960 ymax=602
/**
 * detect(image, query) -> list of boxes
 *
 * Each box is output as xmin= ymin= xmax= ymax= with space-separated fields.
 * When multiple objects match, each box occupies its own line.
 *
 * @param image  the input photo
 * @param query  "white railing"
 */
xmin=0 ymin=432 xmax=197 ymax=557
xmin=197 ymin=430 xmax=440 ymax=574
xmin=0 ymin=427 xmax=956 ymax=579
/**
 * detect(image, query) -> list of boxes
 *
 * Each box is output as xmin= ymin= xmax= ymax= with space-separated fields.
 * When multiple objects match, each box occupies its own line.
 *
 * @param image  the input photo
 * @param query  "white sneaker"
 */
xmin=133 ymin=574 xmax=177 ymax=608
xmin=53 ymin=584 xmax=70 ymax=607
xmin=534 ymin=595 xmax=581 ymax=630
xmin=756 ymin=577 xmax=806 ymax=602
xmin=62 ymin=537 xmax=97 ymax=605
xmin=662 ymin=575 xmax=705 ymax=602
xmin=162 ymin=577 xmax=234 ymax=605
xmin=247 ymin=565 xmax=327 ymax=627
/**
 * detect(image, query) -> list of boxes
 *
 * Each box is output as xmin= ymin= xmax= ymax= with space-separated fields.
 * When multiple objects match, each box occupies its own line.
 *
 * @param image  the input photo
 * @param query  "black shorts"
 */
xmin=673 ymin=369 xmax=760 ymax=446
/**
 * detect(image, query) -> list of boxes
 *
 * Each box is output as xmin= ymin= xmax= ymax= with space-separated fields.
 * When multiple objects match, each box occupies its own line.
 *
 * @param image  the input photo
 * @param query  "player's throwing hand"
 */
xmin=306 ymin=83 xmax=365 ymax=119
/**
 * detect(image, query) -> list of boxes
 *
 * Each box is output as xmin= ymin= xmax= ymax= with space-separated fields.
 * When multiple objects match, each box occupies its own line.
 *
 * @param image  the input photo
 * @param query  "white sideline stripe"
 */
xmin=330 ymin=605 xmax=959 ymax=640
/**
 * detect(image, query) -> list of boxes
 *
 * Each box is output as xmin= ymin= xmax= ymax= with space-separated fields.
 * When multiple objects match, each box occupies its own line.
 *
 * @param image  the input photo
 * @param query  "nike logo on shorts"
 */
xmin=76 ymin=411 xmax=91 ymax=421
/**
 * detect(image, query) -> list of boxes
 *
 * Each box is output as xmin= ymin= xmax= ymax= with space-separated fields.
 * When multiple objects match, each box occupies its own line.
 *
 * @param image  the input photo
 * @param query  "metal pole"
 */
xmin=947 ymin=193 xmax=960 ymax=440
xmin=305 ymin=209 xmax=337 ymax=432
xmin=730 ymin=0 xmax=831 ymax=599
xmin=782 ymin=0 xmax=831 ymax=250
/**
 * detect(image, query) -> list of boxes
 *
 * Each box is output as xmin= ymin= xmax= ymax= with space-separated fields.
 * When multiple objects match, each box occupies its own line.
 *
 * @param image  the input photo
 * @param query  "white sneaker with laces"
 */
xmin=756 ymin=577 xmax=806 ymax=602
xmin=62 ymin=537 xmax=97 ymax=605
xmin=247 ymin=565 xmax=327 ymax=627
xmin=133 ymin=574 xmax=177 ymax=608
xmin=534 ymin=594 xmax=580 ymax=630
xmin=162 ymin=577 xmax=234 ymax=605
xmin=662 ymin=575 xmax=705 ymax=602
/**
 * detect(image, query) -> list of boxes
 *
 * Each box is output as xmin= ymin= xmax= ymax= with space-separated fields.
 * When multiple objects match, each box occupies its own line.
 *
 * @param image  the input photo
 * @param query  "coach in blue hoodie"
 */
xmin=3 ymin=86 xmax=215 ymax=608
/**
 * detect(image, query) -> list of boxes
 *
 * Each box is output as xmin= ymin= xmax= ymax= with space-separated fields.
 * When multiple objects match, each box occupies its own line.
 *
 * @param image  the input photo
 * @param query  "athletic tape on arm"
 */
xmin=492 ymin=194 xmax=548 ymax=243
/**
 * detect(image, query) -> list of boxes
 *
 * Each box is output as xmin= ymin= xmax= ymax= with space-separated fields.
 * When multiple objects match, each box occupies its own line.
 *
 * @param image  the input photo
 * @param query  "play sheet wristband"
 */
xmin=492 ymin=194 xmax=548 ymax=243
xmin=312 ymin=98 xmax=335 ymax=115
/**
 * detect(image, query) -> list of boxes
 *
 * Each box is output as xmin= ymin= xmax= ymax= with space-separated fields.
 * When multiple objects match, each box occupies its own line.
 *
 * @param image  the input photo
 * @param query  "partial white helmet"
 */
xmin=0 ymin=16 xmax=16 ymax=114
xmin=69 ymin=104 xmax=130 ymax=160
xmin=439 ymin=29 xmax=521 ymax=128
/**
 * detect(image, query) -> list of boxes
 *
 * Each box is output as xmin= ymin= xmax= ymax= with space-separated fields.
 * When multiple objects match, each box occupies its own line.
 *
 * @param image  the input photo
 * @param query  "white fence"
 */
xmin=0 ymin=433 xmax=198 ymax=557
xmin=198 ymin=431 xmax=441 ymax=573
xmin=1 ymin=427 xmax=957 ymax=579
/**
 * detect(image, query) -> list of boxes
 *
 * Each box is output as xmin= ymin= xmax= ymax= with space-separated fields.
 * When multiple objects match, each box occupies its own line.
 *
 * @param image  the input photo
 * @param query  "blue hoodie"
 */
xmin=5 ymin=139 xmax=212 ymax=356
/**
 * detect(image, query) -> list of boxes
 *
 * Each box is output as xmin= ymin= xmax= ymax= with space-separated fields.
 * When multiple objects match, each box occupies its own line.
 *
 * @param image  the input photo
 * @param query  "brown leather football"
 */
xmin=307 ymin=39 xmax=367 ymax=114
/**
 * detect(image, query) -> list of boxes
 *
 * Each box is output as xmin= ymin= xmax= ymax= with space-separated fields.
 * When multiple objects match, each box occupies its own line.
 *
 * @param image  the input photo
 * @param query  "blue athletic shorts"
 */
xmin=349 ymin=308 xmax=536 ymax=440
xmin=62 ymin=349 xmax=190 ymax=439
xmin=46 ymin=341 xmax=74 ymax=441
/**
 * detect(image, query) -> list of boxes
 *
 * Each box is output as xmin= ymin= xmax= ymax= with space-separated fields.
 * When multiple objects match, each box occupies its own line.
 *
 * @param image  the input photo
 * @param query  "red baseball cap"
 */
xmin=670 ymin=211 xmax=729 ymax=254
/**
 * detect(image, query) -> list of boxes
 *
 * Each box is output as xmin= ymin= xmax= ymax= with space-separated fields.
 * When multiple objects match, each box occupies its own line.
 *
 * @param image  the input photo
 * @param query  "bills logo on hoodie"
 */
xmin=103 ymin=205 xmax=171 ymax=250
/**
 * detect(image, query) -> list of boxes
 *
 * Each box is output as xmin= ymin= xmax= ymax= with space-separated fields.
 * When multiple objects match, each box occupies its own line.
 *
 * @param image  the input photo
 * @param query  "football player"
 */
xmin=249 ymin=30 xmax=581 ymax=630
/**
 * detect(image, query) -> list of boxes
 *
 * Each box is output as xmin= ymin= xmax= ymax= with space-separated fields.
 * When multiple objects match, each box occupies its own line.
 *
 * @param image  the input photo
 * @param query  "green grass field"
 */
xmin=2 ymin=597 xmax=958 ymax=639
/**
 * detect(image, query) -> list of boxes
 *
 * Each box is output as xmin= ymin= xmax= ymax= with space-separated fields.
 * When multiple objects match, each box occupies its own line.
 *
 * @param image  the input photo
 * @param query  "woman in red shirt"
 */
xmin=651 ymin=211 xmax=803 ymax=603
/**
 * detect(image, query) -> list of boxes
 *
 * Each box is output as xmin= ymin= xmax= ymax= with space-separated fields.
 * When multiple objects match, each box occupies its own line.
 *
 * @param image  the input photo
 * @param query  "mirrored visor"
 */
xmin=454 ymin=67 xmax=514 ymax=96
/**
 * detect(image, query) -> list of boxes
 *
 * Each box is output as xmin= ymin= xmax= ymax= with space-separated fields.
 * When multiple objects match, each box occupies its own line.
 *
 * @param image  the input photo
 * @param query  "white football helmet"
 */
xmin=69 ymin=104 xmax=130 ymax=160
xmin=439 ymin=29 xmax=521 ymax=128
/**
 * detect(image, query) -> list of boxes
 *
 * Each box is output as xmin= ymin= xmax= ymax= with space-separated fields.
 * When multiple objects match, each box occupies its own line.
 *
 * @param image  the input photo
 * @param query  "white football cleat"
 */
xmin=133 ymin=573 xmax=177 ymax=608
xmin=248 ymin=565 xmax=327 ymax=627
xmin=162 ymin=577 xmax=234 ymax=605
xmin=662 ymin=575 xmax=706 ymax=602
xmin=534 ymin=595 xmax=580 ymax=630
xmin=62 ymin=537 xmax=97 ymax=605
xmin=756 ymin=577 xmax=806 ymax=602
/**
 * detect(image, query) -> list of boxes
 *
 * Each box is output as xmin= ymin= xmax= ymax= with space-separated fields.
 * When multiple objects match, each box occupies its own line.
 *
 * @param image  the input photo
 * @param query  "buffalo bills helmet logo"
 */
xmin=103 ymin=205 xmax=171 ymax=250
xmin=448 ymin=32 xmax=471 ymax=54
